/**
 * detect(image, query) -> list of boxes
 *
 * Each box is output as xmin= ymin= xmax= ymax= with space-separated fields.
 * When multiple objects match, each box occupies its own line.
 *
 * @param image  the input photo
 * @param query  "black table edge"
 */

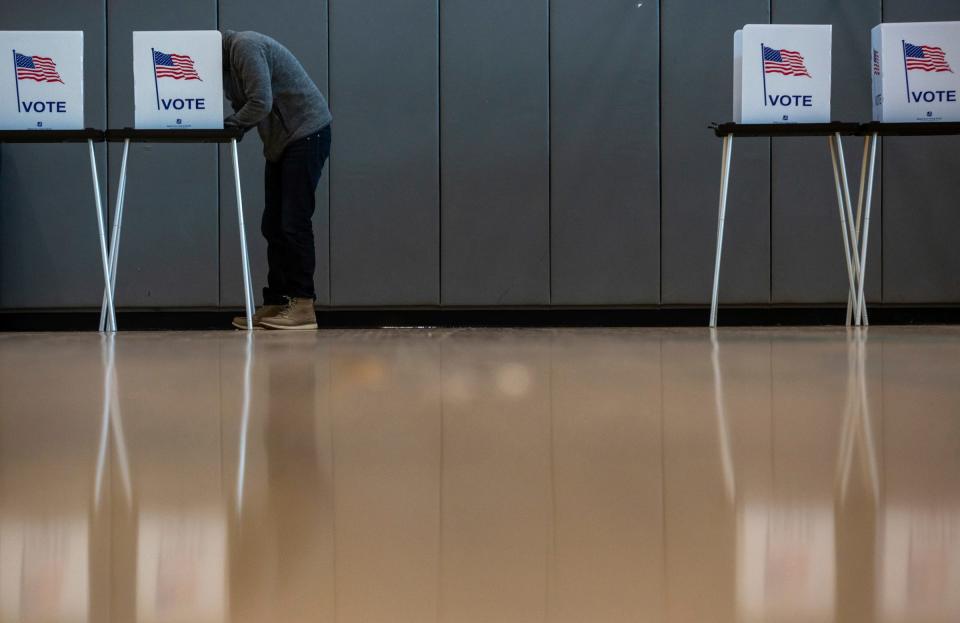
xmin=711 ymin=122 xmax=861 ymax=138
xmin=712 ymin=121 xmax=960 ymax=138
xmin=105 ymin=127 xmax=245 ymax=143
xmin=0 ymin=129 xmax=104 ymax=143
xmin=857 ymin=122 xmax=960 ymax=136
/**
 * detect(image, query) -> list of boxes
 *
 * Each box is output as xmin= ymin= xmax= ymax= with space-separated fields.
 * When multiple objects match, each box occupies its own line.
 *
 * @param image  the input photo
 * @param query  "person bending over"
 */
xmin=223 ymin=29 xmax=331 ymax=330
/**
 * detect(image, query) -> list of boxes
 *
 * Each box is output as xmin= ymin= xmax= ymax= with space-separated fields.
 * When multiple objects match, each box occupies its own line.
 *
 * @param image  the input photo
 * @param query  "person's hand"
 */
xmin=224 ymin=118 xmax=245 ymax=140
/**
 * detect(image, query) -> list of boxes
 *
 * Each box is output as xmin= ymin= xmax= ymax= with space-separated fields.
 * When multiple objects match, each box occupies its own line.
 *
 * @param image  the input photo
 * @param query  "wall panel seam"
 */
xmin=658 ymin=0 xmax=664 ymax=305
xmin=216 ymin=0 xmax=221 ymax=307
xmin=327 ymin=0 xmax=333 ymax=305
xmin=437 ymin=0 xmax=443 ymax=306
xmin=547 ymin=0 xmax=552 ymax=305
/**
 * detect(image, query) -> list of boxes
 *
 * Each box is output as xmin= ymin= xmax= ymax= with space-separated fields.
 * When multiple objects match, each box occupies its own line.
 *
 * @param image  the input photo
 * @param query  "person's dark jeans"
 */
xmin=261 ymin=125 xmax=331 ymax=305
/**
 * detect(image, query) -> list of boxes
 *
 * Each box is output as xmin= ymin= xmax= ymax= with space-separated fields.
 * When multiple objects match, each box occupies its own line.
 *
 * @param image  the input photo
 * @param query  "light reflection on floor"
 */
xmin=0 ymin=327 xmax=958 ymax=623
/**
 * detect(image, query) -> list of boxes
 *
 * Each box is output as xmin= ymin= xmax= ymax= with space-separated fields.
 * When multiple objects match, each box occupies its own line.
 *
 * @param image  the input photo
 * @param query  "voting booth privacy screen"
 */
xmin=0 ymin=31 xmax=83 ymax=130
xmin=873 ymin=22 xmax=960 ymax=123
xmin=133 ymin=31 xmax=223 ymax=129
xmin=734 ymin=25 xmax=832 ymax=124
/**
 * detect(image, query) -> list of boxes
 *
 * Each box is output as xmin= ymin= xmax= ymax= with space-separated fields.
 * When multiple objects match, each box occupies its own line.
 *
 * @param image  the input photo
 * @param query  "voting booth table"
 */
xmin=99 ymin=31 xmax=255 ymax=332
xmin=0 ymin=31 xmax=118 ymax=330
xmin=712 ymin=21 xmax=960 ymax=327
xmin=709 ymin=122 xmax=868 ymax=328
xmin=712 ymin=25 xmax=875 ymax=327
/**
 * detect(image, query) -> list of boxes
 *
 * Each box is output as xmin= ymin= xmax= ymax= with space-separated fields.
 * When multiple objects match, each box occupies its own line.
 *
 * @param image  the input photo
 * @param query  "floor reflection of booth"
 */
xmin=136 ymin=511 xmax=227 ymax=623
xmin=0 ymin=517 xmax=89 ymax=623
xmin=710 ymin=331 xmax=881 ymax=622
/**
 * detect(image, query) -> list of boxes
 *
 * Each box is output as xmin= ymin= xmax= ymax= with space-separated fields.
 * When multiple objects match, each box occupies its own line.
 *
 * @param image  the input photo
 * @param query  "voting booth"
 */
xmin=0 ymin=31 xmax=83 ymax=130
xmin=100 ymin=31 xmax=252 ymax=332
xmin=872 ymin=21 xmax=960 ymax=123
xmin=132 ymin=30 xmax=222 ymax=129
xmin=734 ymin=25 xmax=832 ymax=124
xmin=713 ymin=26 xmax=874 ymax=329
xmin=0 ymin=31 xmax=116 ymax=332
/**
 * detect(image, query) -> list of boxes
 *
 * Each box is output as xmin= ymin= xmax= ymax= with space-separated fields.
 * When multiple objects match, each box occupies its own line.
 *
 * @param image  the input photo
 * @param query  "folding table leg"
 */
xmin=87 ymin=139 xmax=116 ymax=333
xmin=829 ymin=135 xmax=860 ymax=327
xmin=710 ymin=135 xmax=734 ymax=328
xmin=834 ymin=134 xmax=865 ymax=326
xmin=100 ymin=139 xmax=130 ymax=332
xmin=232 ymin=139 xmax=255 ymax=331
xmin=848 ymin=138 xmax=870 ymax=325
xmin=856 ymin=133 xmax=879 ymax=326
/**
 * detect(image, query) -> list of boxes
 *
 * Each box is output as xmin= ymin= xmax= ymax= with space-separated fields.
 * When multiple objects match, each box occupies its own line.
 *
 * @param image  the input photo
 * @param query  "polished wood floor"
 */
xmin=0 ymin=327 xmax=958 ymax=623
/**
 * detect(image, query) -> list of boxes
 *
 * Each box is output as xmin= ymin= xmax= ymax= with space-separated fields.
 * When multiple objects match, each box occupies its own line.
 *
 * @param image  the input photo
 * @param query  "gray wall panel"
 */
xmin=217 ymin=1 xmax=331 ymax=306
xmin=441 ymin=0 xmax=550 ymax=306
xmin=0 ymin=1 xmax=107 ymax=309
xmin=771 ymin=1 xmax=882 ymax=304
xmin=5 ymin=1 xmax=960 ymax=311
xmin=882 ymin=1 xmax=960 ymax=302
xmin=662 ymin=0 xmax=771 ymax=304
xmin=328 ymin=0 xmax=439 ymax=306
xmin=550 ymin=0 xmax=660 ymax=305
xmin=107 ymin=0 xmax=220 ymax=308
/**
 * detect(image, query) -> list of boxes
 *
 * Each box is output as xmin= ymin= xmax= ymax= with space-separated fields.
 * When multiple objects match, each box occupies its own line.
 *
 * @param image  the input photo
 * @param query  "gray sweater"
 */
xmin=222 ymin=30 xmax=332 ymax=162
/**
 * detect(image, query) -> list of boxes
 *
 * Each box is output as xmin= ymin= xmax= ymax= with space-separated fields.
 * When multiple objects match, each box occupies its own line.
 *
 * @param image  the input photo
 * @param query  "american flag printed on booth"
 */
xmin=873 ymin=50 xmax=881 ymax=76
xmin=903 ymin=42 xmax=953 ymax=73
xmin=152 ymin=50 xmax=201 ymax=80
xmin=14 ymin=51 xmax=64 ymax=83
xmin=762 ymin=45 xmax=812 ymax=77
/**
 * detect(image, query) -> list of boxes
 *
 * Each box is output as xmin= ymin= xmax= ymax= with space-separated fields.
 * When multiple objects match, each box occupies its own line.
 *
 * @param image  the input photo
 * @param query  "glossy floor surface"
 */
xmin=1 ymin=327 xmax=958 ymax=623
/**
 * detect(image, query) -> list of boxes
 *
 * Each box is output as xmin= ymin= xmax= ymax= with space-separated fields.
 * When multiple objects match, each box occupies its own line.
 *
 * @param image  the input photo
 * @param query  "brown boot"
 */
xmin=259 ymin=297 xmax=318 ymax=330
xmin=232 ymin=305 xmax=282 ymax=330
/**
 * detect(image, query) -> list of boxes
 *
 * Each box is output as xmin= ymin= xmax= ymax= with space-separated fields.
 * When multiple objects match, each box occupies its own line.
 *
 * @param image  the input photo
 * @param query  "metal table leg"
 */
xmin=231 ymin=138 xmax=255 ymax=331
xmin=710 ymin=135 xmax=734 ymax=328
xmin=87 ymin=139 xmax=116 ymax=333
xmin=834 ymin=134 xmax=867 ymax=325
xmin=855 ymin=133 xmax=879 ymax=326
xmin=829 ymin=135 xmax=861 ymax=327
xmin=100 ymin=139 xmax=130 ymax=332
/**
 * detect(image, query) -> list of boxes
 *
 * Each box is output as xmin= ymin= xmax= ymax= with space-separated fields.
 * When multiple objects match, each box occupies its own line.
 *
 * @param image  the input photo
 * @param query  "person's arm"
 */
xmin=224 ymin=40 xmax=273 ymax=128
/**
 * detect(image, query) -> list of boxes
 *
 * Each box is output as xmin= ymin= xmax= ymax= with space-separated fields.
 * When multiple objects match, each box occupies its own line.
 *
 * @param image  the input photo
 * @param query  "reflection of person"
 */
xmin=230 ymin=340 xmax=331 ymax=619
xmin=222 ymin=30 xmax=332 ymax=330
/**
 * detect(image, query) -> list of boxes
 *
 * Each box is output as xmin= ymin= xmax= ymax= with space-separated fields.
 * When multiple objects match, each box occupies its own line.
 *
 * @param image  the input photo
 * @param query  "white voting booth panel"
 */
xmin=0 ymin=31 xmax=83 ymax=130
xmin=872 ymin=22 xmax=960 ymax=122
xmin=734 ymin=25 xmax=832 ymax=124
xmin=133 ymin=31 xmax=223 ymax=129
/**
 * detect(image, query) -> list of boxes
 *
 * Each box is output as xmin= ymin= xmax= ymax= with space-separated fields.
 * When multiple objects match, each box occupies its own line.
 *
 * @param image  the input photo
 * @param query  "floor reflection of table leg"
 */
xmin=94 ymin=335 xmax=113 ymax=506
xmin=236 ymin=332 xmax=254 ymax=514
xmin=710 ymin=330 xmax=736 ymax=503
xmin=92 ymin=334 xmax=131 ymax=507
